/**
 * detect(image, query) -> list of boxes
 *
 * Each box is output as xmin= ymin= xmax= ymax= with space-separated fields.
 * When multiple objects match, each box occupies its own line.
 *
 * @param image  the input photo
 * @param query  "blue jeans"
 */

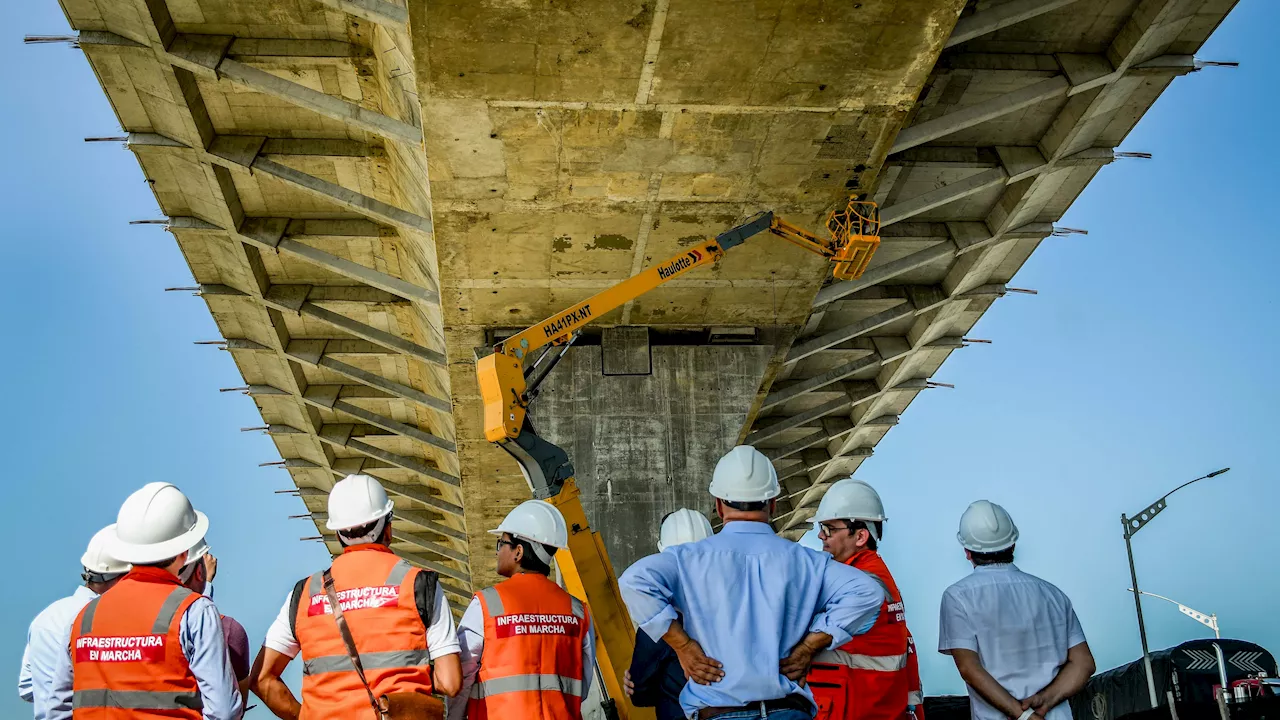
xmin=704 ymin=710 xmax=812 ymax=720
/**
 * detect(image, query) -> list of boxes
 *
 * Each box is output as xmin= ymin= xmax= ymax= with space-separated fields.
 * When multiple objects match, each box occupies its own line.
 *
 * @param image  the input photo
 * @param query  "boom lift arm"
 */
xmin=474 ymin=202 xmax=879 ymax=720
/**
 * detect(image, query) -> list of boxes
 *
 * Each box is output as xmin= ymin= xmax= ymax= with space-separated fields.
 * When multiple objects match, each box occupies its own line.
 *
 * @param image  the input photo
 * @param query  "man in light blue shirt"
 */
xmin=621 ymin=446 xmax=886 ymax=720
xmin=20 ymin=526 xmax=129 ymax=719
xmin=41 ymin=483 xmax=242 ymax=720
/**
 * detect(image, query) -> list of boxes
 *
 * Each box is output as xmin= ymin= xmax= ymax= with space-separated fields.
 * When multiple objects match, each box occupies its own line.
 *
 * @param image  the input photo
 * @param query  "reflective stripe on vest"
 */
xmin=73 ymin=688 xmax=204 ymax=710
xmin=302 ymin=649 xmax=433 ymax=676
xmin=80 ymin=587 xmax=192 ymax=635
xmin=479 ymin=586 xmax=504 ymax=616
xmin=814 ymin=647 xmax=909 ymax=672
xmin=471 ymin=673 xmax=584 ymax=699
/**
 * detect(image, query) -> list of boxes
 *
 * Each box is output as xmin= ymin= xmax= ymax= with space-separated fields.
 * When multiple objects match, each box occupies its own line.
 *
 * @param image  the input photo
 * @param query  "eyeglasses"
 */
xmin=817 ymin=523 xmax=853 ymax=539
xmin=495 ymin=538 xmax=517 ymax=552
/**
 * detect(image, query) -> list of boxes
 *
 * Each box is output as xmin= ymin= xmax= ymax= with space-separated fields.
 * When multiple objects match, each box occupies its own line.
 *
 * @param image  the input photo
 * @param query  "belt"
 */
xmin=696 ymin=694 xmax=811 ymax=719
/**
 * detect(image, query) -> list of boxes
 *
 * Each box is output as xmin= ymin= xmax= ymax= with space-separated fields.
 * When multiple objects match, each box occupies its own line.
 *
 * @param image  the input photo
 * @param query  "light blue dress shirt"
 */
xmin=620 ymin=521 xmax=885 ymax=716
xmin=41 ymin=594 xmax=242 ymax=720
xmin=20 ymin=586 xmax=99 ymax=719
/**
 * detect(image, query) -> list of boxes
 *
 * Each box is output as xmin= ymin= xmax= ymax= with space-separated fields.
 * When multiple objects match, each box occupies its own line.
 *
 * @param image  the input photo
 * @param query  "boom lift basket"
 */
xmin=826 ymin=199 xmax=881 ymax=280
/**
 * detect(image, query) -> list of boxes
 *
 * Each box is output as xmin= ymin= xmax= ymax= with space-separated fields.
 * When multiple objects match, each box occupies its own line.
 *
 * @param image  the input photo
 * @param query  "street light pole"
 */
xmin=1120 ymin=467 xmax=1230 ymax=709
xmin=1122 ymin=520 xmax=1159 ymax=709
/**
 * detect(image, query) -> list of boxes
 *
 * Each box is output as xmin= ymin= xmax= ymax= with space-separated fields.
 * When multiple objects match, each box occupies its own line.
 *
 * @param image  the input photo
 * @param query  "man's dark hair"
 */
xmin=515 ymin=538 xmax=555 ymax=575
xmin=722 ymin=500 xmax=768 ymax=512
xmin=850 ymin=520 xmax=882 ymax=551
xmin=337 ymin=517 xmax=390 ymax=547
xmin=971 ymin=546 xmax=1015 ymax=565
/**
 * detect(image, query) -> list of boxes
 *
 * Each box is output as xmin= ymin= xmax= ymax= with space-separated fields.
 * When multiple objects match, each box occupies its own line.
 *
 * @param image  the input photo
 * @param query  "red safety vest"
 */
xmin=809 ymin=551 xmax=911 ymax=720
xmin=69 ymin=567 xmax=203 ymax=720
xmin=468 ymin=573 xmax=589 ymax=720
xmin=293 ymin=545 xmax=435 ymax=720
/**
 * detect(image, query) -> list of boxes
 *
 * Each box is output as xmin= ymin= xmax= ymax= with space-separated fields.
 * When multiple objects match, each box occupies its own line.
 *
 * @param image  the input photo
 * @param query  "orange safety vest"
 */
xmin=809 ymin=551 xmax=911 ymax=720
xmin=468 ymin=572 xmax=589 ymax=720
xmin=69 ymin=566 xmax=203 ymax=719
xmin=293 ymin=545 xmax=435 ymax=720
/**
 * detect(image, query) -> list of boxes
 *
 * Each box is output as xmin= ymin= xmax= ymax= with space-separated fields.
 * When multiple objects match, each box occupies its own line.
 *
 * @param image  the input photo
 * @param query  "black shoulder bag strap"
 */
xmin=322 ymin=568 xmax=388 ymax=720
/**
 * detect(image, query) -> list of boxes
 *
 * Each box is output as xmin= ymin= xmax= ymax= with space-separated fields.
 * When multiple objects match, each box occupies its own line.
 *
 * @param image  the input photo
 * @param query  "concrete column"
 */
xmin=529 ymin=343 xmax=771 ymax=572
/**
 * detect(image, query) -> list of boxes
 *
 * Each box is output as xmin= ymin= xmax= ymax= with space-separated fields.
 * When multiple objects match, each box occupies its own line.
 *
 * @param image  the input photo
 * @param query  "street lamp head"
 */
xmin=1207 ymin=467 xmax=1230 ymax=478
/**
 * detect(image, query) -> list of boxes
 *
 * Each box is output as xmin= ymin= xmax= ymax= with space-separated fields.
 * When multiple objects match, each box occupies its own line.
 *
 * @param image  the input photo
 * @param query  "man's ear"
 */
xmin=768 ymin=499 xmax=777 ymax=514
xmin=512 ymin=543 xmax=524 ymax=565
xmin=855 ymin=528 xmax=871 ymax=549
xmin=714 ymin=499 xmax=725 ymax=520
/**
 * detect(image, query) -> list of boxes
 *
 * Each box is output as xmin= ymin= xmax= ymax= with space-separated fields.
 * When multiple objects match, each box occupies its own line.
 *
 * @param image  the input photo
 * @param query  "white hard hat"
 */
xmin=811 ymin=478 xmax=887 ymax=540
xmin=657 ymin=509 xmax=713 ymax=552
xmin=957 ymin=500 xmax=1019 ymax=552
xmin=110 ymin=483 xmax=210 ymax=565
xmin=709 ymin=446 xmax=780 ymax=502
xmin=490 ymin=499 xmax=569 ymax=549
xmin=326 ymin=474 xmax=395 ymax=531
xmin=81 ymin=525 xmax=130 ymax=577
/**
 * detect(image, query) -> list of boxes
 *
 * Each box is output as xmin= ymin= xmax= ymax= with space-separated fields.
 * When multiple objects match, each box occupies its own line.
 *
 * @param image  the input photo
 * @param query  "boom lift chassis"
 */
xmin=475 ymin=202 xmax=879 ymax=719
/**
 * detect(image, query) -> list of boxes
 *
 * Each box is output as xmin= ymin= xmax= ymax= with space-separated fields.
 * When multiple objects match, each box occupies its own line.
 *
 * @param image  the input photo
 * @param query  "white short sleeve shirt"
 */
xmin=939 ymin=564 xmax=1086 ymax=720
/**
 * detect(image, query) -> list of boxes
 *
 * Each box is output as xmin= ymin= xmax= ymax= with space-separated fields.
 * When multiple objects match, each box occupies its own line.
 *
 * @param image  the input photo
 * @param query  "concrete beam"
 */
xmin=257 ymin=288 xmax=446 ymax=367
xmin=890 ymin=76 xmax=1069 ymax=154
xmin=393 ymin=549 xmax=469 ymax=584
xmin=391 ymin=530 xmax=470 ymax=564
xmin=313 ymin=423 xmax=459 ymax=488
xmin=301 ymin=386 xmax=455 ymax=453
xmin=249 ymin=157 xmax=433 ymax=235
xmin=763 ymin=355 xmax=880 ymax=410
xmin=747 ymin=382 xmax=880 ymax=444
xmin=164 ymin=33 xmax=420 ymax=143
xmin=217 ymin=59 xmax=421 ymax=144
xmin=786 ymin=305 xmax=917 ymax=364
xmin=881 ymin=167 xmax=1010 ymax=226
xmin=945 ymin=0 xmax=1084 ymax=48
xmin=199 ymin=283 xmax=403 ymax=305
xmin=167 ymin=215 xmax=438 ymax=304
xmin=310 ymin=0 xmax=409 ymax=30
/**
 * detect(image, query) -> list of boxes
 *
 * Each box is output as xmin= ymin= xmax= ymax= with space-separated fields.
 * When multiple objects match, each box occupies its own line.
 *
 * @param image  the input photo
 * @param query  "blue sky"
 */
xmin=1 ymin=0 xmax=1274 ymax=714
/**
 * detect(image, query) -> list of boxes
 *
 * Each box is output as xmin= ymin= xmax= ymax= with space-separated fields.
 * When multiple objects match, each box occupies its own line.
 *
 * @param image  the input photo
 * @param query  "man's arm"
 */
xmin=181 ymin=598 xmax=243 ymax=720
xmin=421 ymin=581 xmax=462 ymax=697
xmin=808 ymin=562 xmax=886 ymax=649
xmin=446 ymin=597 xmax=485 ymax=720
xmin=619 ymin=553 xmax=681 ymax=644
xmin=18 ymin=635 xmax=34 ymax=702
xmin=250 ymin=648 xmax=300 ymax=720
xmin=581 ymin=612 xmax=596 ymax=699
xmin=1021 ymin=642 xmax=1096 ymax=715
xmin=949 ymin=649 xmax=1030 ymax=720
xmin=660 ymin=619 xmax=723 ymax=685
xmin=36 ymin=639 xmax=73 ymax=720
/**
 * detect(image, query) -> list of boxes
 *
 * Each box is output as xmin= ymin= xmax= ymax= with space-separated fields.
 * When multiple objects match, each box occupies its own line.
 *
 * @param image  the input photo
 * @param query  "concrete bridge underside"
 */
xmin=49 ymin=0 xmax=1239 ymax=603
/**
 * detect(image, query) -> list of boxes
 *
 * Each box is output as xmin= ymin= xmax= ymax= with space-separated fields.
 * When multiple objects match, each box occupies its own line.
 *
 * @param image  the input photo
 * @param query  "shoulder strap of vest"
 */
xmin=419 ymin=570 xmax=438 ymax=634
xmin=477 ymin=586 xmax=504 ymax=618
xmin=79 ymin=597 xmax=102 ymax=635
xmin=287 ymin=575 xmax=311 ymax=640
xmin=152 ymin=587 xmax=196 ymax=635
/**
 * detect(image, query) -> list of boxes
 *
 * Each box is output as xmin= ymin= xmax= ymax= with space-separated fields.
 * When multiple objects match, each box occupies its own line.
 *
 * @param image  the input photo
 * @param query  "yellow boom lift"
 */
xmin=475 ymin=201 xmax=880 ymax=719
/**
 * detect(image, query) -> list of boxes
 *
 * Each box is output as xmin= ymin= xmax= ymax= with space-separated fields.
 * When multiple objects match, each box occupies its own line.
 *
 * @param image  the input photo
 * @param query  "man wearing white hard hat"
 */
xmin=620 ymin=445 xmax=885 ymax=720
xmin=43 ymin=482 xmax=242 ymax=720
xmin=19 ymin=526 xmax=129 ymax=719
xmin=175 ymin=539 xmax=251 ymax=716
xmin=253 ymin=474 xmax=461 ymax=719
xmin=806 ymin=478 xmax=922 ymax=720
xmin=939 ymin=501 xmax=1095 ymax=720
xmin=449 ymin=498 xmax=596 ymax=720
xmin=624 ymin=508 xmax=715 ymax=720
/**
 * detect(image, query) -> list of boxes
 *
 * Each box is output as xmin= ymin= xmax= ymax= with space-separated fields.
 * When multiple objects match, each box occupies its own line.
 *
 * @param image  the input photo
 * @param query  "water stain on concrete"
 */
xmin=552 ymin=236 xmax=573 ymax=253
xmin=586 ymin=234 xmax=633 ymax=250
xmin=677 ymin=235 xmax=705 ymax=246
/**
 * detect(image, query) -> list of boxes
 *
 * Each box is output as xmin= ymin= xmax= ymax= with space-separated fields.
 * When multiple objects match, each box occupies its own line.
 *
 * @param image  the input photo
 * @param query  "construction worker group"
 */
xmin=21 ymin=444 xmax=1094 ymax=720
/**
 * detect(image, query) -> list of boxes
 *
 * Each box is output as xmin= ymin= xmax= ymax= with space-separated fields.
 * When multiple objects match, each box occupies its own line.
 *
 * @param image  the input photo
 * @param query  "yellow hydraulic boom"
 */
xmin=474 ymin=202 xmax=879 ymax=720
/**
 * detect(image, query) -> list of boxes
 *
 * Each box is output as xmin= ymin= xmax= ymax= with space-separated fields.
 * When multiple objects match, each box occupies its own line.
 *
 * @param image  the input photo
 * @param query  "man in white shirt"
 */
xmin=19 ymin=526 xmax=129 ymax=719
xmin=939 ymin=500 xmax=1095 ymax=720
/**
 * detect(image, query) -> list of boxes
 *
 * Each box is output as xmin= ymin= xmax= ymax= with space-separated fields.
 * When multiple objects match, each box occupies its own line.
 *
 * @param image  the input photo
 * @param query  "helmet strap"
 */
xmin=82 ymin=568 xmax=126 ymax=585
xmin=338 ymin=512 xmax=392 ymax=547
